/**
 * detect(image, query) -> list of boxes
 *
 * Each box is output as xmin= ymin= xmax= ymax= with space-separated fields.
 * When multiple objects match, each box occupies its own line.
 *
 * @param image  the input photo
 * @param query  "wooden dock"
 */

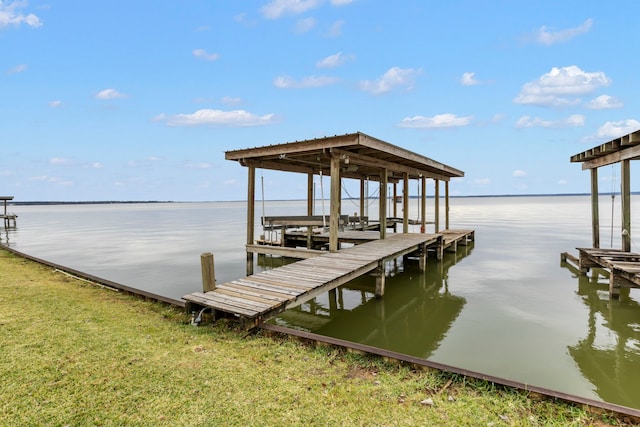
xmin=183 ymin=230 xmax=474 ymax=328
xmin=1 ymin=196 xmax=17 ymax=228
xmin=562 ymin=248 xmax=640 ymax=298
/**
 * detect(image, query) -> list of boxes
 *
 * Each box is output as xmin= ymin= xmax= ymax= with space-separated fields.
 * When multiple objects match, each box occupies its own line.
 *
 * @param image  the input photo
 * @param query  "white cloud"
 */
xmin=48 ymin=100 xmax=62 ymax=108
xmin=585 ymin=94 xmax=623 ymax=110
xmin=461 ymin=72 xmax=479 ymax=86
xmin=595 ymin=120 xmax=640 ymax=139
xmin=90 ymin=162 xmax=103 ymax=169
xmin=261 ymin=0 xmax=322 ymax=19
xmin=330 ymin=0 xmax=353 ymax=5
xmin=514 ymin=65 xmax=610 ymax=107
xmin=154 ymin=109 xmax=278 ymax=127
xmin=534 ymin=19 xmax=593 ymax=46
xmin=474 ymin=178 xmax=491 ymax=185
xmin=359 ymin=67 xmax=421 ymax=95
xmin=0 ymin=1 xmax=42 ymax=28
xmin=273 ymin=75 xmax=339 ymax=88
xmin=515 ymin=114 xmax=585 ymax=129
xmin=192 ymin=49 xmax=220 ymax=61
xmin=30 ymin=175 xmax=73 ymax=186
xmin=221 ymin=96 xmax=243 ymax=106
xmin=513 ymin=170 xmax=527 ymax=178
xmin=558 ymin=179 xmax=567 ymax=185
xmin=96 ymin=88 xmax=128 ymax=100
xmin=181 ymin=162 xmax=212 ymax=170
xmin=398 ymin=113 xmax=473 ymax=129
xmin=316 ymin=51 xmax=353 ymax=68
xmin=325 ymin=20 xmax=344 ymax=37
xmin=6 ymin=64 xmax=27 ymax=74
xmin=49 ymin=157 xmax=73 ymax=166
xmin=294 ymin=17 xmax=316 ymax=33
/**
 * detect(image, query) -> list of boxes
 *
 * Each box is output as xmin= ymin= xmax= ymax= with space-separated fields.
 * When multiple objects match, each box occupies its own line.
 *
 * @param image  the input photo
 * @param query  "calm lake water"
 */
xmin=2 ymin=195 xmax=639 ymax=409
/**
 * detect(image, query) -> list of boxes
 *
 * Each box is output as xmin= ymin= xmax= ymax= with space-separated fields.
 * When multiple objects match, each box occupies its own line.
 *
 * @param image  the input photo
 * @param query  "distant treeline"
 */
xmin=12 ymin=201 xmax=174 ymax=206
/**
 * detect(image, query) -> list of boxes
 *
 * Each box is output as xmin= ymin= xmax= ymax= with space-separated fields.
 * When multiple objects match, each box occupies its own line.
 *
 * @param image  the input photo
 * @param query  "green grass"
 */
xmin=0 ymin=249 xmax=630 ymax=426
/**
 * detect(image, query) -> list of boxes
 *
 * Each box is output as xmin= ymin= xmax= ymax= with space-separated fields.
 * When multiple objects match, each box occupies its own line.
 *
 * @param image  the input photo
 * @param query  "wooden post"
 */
xmin=621 ymin=159 xmax=631 ymax=252
xmin=201 ymin=252 xmax=216 ymax=292
xmin=246 ymin=166 xmax=256 ymax=276
xmin=419 ymin=243 xmax=427 ymax=271
xmin=379 ymin=169 xmax=388 ymax=240
xmin=445 ymin=180 xmax=450 ymax=230
xmin=307 ymin=173 xmax=314 ymax=249
xmin=393 ymin=182 xmax=398 ymax=218
xmin=307 ymin=173 xmax=314 ymax=216
xmin=421 ymin=176 xmax=426 ymax=233
xmin=375 ymin=261 xmax=386 ymax=297
xmin=329 ymin=154 xmax=341 ymax=252
xmin=434 ymin=179 xmax=440 ymax=232
xmin=359 ymin=179 xmax=365 ymax=218
xmin=590 ymin=168 xmax=600 ymax=249
xmin=402 ymin=172 xmax=409 ymax=233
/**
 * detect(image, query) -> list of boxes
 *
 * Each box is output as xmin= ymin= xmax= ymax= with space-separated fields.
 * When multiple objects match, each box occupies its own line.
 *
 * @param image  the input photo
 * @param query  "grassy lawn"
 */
xmin=0 ymin=248 xmax=629 ymax=426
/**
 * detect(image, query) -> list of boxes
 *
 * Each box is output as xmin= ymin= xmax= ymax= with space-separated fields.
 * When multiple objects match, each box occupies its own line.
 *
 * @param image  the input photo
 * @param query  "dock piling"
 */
xmin=200 ymin=252 xmax=216 ymax=292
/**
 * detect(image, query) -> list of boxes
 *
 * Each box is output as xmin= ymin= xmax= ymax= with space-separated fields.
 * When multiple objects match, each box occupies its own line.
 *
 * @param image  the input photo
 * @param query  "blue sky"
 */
xmin=1 ymin=0 xmax=639 ymax=202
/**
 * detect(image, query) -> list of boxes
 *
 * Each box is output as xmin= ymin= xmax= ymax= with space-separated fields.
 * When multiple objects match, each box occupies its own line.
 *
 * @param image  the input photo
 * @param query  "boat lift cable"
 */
xmin=341 ymin=179 xmax=380 ymax=210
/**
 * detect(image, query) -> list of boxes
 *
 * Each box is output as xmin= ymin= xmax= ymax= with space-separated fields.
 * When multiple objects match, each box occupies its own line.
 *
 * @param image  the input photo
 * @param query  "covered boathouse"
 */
xmin=183 ymin=132 xmax=474 ymax=328
xmin=563 ymin=128 xmax=640 ymax=298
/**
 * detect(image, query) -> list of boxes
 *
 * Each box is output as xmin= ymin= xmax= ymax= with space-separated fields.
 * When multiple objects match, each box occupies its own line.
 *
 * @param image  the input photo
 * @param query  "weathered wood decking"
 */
xmin=183 ymin=230 xmax=474 ymax=328
xmin=562 ymin=248 xmax=640 ymax=298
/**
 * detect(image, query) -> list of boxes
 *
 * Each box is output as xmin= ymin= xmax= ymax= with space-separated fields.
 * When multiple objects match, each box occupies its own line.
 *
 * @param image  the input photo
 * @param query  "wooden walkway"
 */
xmin=562 ymin=248 xmax=640 ymax=298
xmin=184 ymin=231 xmax=473 ymax=328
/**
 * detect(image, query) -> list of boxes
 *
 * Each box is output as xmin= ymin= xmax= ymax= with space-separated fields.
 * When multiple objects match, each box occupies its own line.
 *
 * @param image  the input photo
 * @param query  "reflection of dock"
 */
xmin=561 ymin=263 xmax=640 ymax=409
xmin=184 ymin=231 xmax=473 ymax=328
xmin=275 ymin=241 xmax=473 ymax=359
xmin=1 ymin=196 xmax=17 ymax=228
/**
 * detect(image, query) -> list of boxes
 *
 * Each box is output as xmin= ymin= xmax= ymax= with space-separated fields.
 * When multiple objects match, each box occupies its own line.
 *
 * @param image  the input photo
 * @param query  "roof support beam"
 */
xmin=330 ymin=147 xmax=451 ymax=181
xmin=581 ymin=141 xmax=640 ymax=169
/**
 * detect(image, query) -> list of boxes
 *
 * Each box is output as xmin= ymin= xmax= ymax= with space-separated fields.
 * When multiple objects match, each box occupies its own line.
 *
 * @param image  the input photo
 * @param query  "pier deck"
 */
xmin=568 ymin=248 xmax=640 ymax=297
xmin=183 ymin=231 xmax=473 ymax=328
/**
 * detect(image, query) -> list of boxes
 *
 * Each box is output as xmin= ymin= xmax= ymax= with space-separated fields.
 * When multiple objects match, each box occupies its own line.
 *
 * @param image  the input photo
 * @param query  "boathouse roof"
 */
xmin=570 ymin=128 xmax=640 ymax=169
xmin=225 ymin=132 xmax=464 ymax=182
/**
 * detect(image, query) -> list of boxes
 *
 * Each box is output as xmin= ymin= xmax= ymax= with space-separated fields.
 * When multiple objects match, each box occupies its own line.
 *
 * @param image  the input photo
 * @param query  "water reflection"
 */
xmin=270 ymin=242 xmax=474 ymax=360
xmin=563 ymin=263 xmax=640 ymax=408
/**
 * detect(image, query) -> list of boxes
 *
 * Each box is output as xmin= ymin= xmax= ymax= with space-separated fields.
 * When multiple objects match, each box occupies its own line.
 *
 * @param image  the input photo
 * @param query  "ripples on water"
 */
xmin=2 ymin=196 xmax=639 ymax=409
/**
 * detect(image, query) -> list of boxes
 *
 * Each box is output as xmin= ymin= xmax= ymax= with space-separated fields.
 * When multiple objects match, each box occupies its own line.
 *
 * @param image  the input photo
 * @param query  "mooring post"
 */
xmin=201 ymin=252 xmax=216 ymax=292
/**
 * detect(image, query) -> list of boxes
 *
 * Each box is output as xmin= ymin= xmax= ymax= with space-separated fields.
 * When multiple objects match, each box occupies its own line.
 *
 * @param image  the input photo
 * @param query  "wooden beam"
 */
xmin=445 ymin=180 xmax=450 ymax=230
xmin=421 ymin=176 xmax=426 ymax=233
xmin=246 ymin=166 xmax=256 ymax=276
xmin=581 ymin=143 xmax=640 ymax=169
xmin=225 ymin=133 xmax=359 ymax=160
xmin=379 ymin=169 xmax=387 ymax=240
xmin=403 ymin=172 xmax=409 ymax=233
xmin=434 ymin=179 xmax=440 ymax=233
xmin=329 ymin=154 xmax=341 ymax=252
xmin=331 ymin=147 xmax=452 ymax=181
xmin=590 ymin=168 xmax=600 ymax=249
xmin=621 ymin=159 xmax=631 ymax=251
xmin=359 ymin=179 xmax=365 ymax=218
xmin=356 ymin=133 xmax=464 ymax=178
xmin=307 ymin=173 xmax=313 ymax=216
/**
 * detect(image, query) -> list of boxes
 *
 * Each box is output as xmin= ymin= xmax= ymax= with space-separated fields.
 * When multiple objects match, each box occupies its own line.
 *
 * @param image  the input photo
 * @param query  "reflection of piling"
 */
xmin=200 ymin=252 xmax=216 ymax=292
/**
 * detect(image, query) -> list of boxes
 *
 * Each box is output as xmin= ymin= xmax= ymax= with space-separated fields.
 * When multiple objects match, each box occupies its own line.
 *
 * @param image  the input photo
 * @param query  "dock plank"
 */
xmin=183 ymin=230 xmax=475 ymax=327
